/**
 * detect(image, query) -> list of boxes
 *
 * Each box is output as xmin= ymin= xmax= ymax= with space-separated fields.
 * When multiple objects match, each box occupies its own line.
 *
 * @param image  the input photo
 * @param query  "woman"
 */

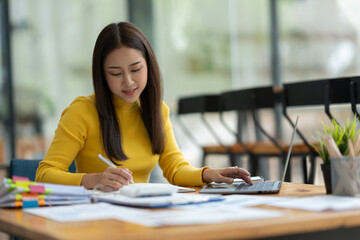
xmin=36 ymin=22 xmax=252 ymax=191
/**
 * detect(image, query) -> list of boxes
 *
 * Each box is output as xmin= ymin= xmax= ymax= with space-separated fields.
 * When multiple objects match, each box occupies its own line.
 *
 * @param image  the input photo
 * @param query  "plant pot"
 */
xmin=320 ymin=163 xmax=332 ymax=194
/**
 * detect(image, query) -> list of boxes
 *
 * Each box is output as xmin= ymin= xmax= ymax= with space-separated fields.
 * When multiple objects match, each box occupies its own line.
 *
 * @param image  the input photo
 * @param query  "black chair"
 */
xmin=217 ymin=90 xmax=253 ymax=168
xmin=327 ymin=77 xmax=355 ymax=121
xmin=219 ymin=86 xmax=310 ymax=182
xmin=284 ymin=77 xmax=356 ymax=121
xmin=349 ymin=76 xmax=360 ymax=118
xmin=219 ymin=87 xmax=281 ymax=170
xmin=9 ymin=158 xmax=76 ymax=180
xmin=282 ymin=76 xmax=356 ymax=183
xmin=177 ymin=94 xmax=248 ymax=166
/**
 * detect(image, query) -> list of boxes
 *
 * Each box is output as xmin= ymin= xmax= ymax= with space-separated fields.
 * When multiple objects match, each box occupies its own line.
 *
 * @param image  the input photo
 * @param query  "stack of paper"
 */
xmin=0 ymin=176 xmax=91 ymax=208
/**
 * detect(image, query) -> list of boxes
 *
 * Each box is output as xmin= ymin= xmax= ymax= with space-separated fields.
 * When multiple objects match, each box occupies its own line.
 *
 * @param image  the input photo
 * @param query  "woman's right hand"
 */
xmin=81 ymin=167 xmax=134 ymax=191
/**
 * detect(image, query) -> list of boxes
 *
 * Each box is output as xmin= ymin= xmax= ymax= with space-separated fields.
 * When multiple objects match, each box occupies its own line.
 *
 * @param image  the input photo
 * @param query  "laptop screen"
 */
xmin=281 ymin=115 xmax=299 ymax=182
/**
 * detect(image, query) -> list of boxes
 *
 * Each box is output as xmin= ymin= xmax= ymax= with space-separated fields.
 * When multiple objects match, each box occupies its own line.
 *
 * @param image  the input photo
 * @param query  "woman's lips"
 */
xmin=122 ymin=88 xmax=137 ymax=96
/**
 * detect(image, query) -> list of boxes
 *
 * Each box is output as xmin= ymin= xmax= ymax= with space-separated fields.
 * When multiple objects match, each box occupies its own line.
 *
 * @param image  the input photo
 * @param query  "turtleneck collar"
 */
xmin=112 ymin=94 xmax=139 ymax=110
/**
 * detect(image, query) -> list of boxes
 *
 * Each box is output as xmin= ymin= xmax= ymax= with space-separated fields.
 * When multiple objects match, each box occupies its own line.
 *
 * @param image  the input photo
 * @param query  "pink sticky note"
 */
xmin=12 ymin=176 xmax=30 ymax=183
xmin=29 ymin=185 xmax=46 ymax=194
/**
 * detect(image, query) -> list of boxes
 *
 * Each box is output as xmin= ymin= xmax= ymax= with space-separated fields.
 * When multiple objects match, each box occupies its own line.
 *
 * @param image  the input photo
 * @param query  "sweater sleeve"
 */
xmin=35 ymin=97 xmax=93 ymax=185
xmin=158 ymin=103 xmax=209 ymax=187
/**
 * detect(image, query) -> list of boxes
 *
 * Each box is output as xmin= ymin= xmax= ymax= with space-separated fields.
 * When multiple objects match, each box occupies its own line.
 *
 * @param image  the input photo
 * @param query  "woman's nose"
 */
xmin=123 ymin=72 xmax=134 ymax=85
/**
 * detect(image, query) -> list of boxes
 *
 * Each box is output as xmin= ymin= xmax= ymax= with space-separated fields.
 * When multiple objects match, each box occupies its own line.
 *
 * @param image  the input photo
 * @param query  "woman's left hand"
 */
xmin=202 ymin=167 xmax=253 ymax=185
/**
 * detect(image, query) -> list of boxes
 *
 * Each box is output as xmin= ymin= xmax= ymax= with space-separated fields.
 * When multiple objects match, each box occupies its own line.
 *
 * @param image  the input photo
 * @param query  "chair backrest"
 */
xmin=219 ymin=86 xmax=282 ymax=151
xmin=349 ymin=76 xmax=360 ymax=117
xmin=177 ymin=94 xmax=225 ymax=147
xmin=9 ymin=159 xmax=76 ymax=181
xmin=178 ymin=94 xmax=220 ymax=115
xmin=283 ymin=77 xmax=355 ymax=121
xmin=219 ymin=88 xmax=253 ymax=112
xmin=283 ymin=80 xmax=328 ymax=107
xmin=252 ymin=86 xmax=278 ymax=109
xmin=328 ymin=77 xmax=354 ymax=104
xmin=219 ymin=86 xmax=276 ymax=112
xmin=281 ymin=77 xmax=356 ymax=156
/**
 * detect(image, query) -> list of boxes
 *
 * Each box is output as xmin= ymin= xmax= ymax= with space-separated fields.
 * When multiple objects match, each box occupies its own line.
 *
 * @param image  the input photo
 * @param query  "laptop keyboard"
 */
xmin=235 ymin=181 xmax=279 ymax=191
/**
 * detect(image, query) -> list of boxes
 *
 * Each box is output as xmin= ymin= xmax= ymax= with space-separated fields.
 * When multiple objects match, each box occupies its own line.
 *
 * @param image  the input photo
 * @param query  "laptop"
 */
xmin=199 ymin=115 xmax=299 ymax=194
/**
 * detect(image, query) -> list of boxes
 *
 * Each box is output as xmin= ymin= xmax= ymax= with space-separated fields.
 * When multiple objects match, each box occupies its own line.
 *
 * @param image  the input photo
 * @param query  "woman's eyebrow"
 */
xmin=129 ymin=61 xmax=141 ymax=67
xmin=107 ymin=61 xmax=142 ymax=69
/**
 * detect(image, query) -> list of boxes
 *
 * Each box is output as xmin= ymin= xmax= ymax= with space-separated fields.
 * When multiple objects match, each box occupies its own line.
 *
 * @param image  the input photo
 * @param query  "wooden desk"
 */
xmin=1 ymin=182 xmax=360 ymax=240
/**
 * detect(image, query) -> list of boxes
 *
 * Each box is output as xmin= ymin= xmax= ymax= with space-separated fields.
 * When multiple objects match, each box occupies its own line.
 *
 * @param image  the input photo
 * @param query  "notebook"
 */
xmin=199 ymin=115 xmax=299 ymax=194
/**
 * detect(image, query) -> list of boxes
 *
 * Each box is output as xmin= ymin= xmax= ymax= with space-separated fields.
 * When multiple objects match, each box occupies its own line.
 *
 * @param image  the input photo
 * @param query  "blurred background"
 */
xmin=1 ymin=0 xmax=360 ymax=184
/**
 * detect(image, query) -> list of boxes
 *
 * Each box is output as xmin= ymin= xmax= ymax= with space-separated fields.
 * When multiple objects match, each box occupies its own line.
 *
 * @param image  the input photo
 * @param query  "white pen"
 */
xmin=97 ymin=154 xmax=135 ymax=184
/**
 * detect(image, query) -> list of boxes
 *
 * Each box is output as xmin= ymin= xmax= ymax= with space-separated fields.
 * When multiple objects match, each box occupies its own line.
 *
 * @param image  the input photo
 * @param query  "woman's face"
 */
xmin=103 ymin=46 xmax=148 ymax=103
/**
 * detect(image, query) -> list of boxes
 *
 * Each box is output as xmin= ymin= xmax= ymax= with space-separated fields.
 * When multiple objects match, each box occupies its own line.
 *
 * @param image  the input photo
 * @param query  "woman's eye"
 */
xmin=132 ymin=67 xmax=142 ymax=73
xmin=111 ymin=73 xmax=122 ymax=76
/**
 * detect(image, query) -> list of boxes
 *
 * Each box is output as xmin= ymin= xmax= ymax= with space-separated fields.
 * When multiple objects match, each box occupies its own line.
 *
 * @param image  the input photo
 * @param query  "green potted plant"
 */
xmin=312 ymin=117 xmax=360 ymax=194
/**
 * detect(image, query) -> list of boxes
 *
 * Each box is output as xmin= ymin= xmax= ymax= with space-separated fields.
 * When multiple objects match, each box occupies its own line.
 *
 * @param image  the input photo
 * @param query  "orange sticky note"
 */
xmin=38 ymin=199 xmax=46 ymax=206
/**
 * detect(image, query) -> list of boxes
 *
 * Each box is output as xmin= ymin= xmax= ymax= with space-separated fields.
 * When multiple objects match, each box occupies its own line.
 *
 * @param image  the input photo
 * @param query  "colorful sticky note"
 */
xmin=29 ymin=185 xmax=46 ymax=194
xmin=7 ymin=183 xmax=16 ymax=192
xmin=15 ymin=194 xmax=22 ymax=201
xmin=38 ymin=199 xmax=45 ymax=206
xmin=37 ymin=194 xmax=46 ymax=200
xmin=15 ymin=181 xmax=31 ymax=188
xmin=14 ymin=201 xmax=23 ymax=208
xmin=22 ymin=193 xmax=39 ymax=200
xmin=22 ymin=200 xmax=39 ymax=208
xmin=12 ymin=176 xmax=29 ymax=182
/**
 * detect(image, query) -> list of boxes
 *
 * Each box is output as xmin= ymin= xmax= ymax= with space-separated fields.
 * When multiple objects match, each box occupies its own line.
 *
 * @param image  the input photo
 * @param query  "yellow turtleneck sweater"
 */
xmin=36 ymin=94 xmax=208 ymax=187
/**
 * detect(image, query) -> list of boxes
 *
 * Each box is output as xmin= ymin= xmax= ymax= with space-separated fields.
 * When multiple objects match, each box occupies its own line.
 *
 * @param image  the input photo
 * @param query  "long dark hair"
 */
xmin=92 ymin=22 xmax=164 ymax=164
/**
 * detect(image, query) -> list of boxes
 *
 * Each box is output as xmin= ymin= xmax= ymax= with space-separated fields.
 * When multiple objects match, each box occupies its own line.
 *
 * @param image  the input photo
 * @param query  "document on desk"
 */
xmin=24 ymin=202 xmax=284 ymax=227
xmin=174 ymin=194 xmax=293 ymax=210
xmin=92 ymin=193 xmax=223 ymax=208
xmin=265 ymin=195 xmax=360 ymax=211
xmin=119 ymin=206 xmax=283 ymax=226
xmin=24 ymin=202 xmax=152 ymax=222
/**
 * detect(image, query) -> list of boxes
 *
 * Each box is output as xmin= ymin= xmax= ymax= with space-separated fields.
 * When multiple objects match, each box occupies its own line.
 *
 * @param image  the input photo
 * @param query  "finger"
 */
xmin=237 ymin=167 xmax=250 ymax=176
xmin=95 ymin=182 xmax=123 ymax=192
xmin=100 ymin=169 xmax=129 ymax=189
xmin=123 ymin=168 xmax=133 ymax=175
xmin=225 ymin=167 xmax=250 ymax=178
xmin=106 ymin=172 xmax=131 ymax=186
xmin=109 ymin=167 xmax=134 ymax=183
xmin=219 ymin=176 xmax=235 ymax=184
xmin=241 ymin=175 xmax=253 ymax=185
xmin=103 ymin=186 xmax=116 ymax=192
xmin=99 ymin=185 xmax=117 ymax=192
xmin=102 ymin=178 xmax=127 ymax=190
xmin=121 ymin=168 xmax=134 ymax=181
xmin=225 ymin=167 xmax=253 ymax=185
xmin=109 ymin=175 xmax=130 ymax=186
xmin=212 ymin=174 xmax=235 ymax=184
